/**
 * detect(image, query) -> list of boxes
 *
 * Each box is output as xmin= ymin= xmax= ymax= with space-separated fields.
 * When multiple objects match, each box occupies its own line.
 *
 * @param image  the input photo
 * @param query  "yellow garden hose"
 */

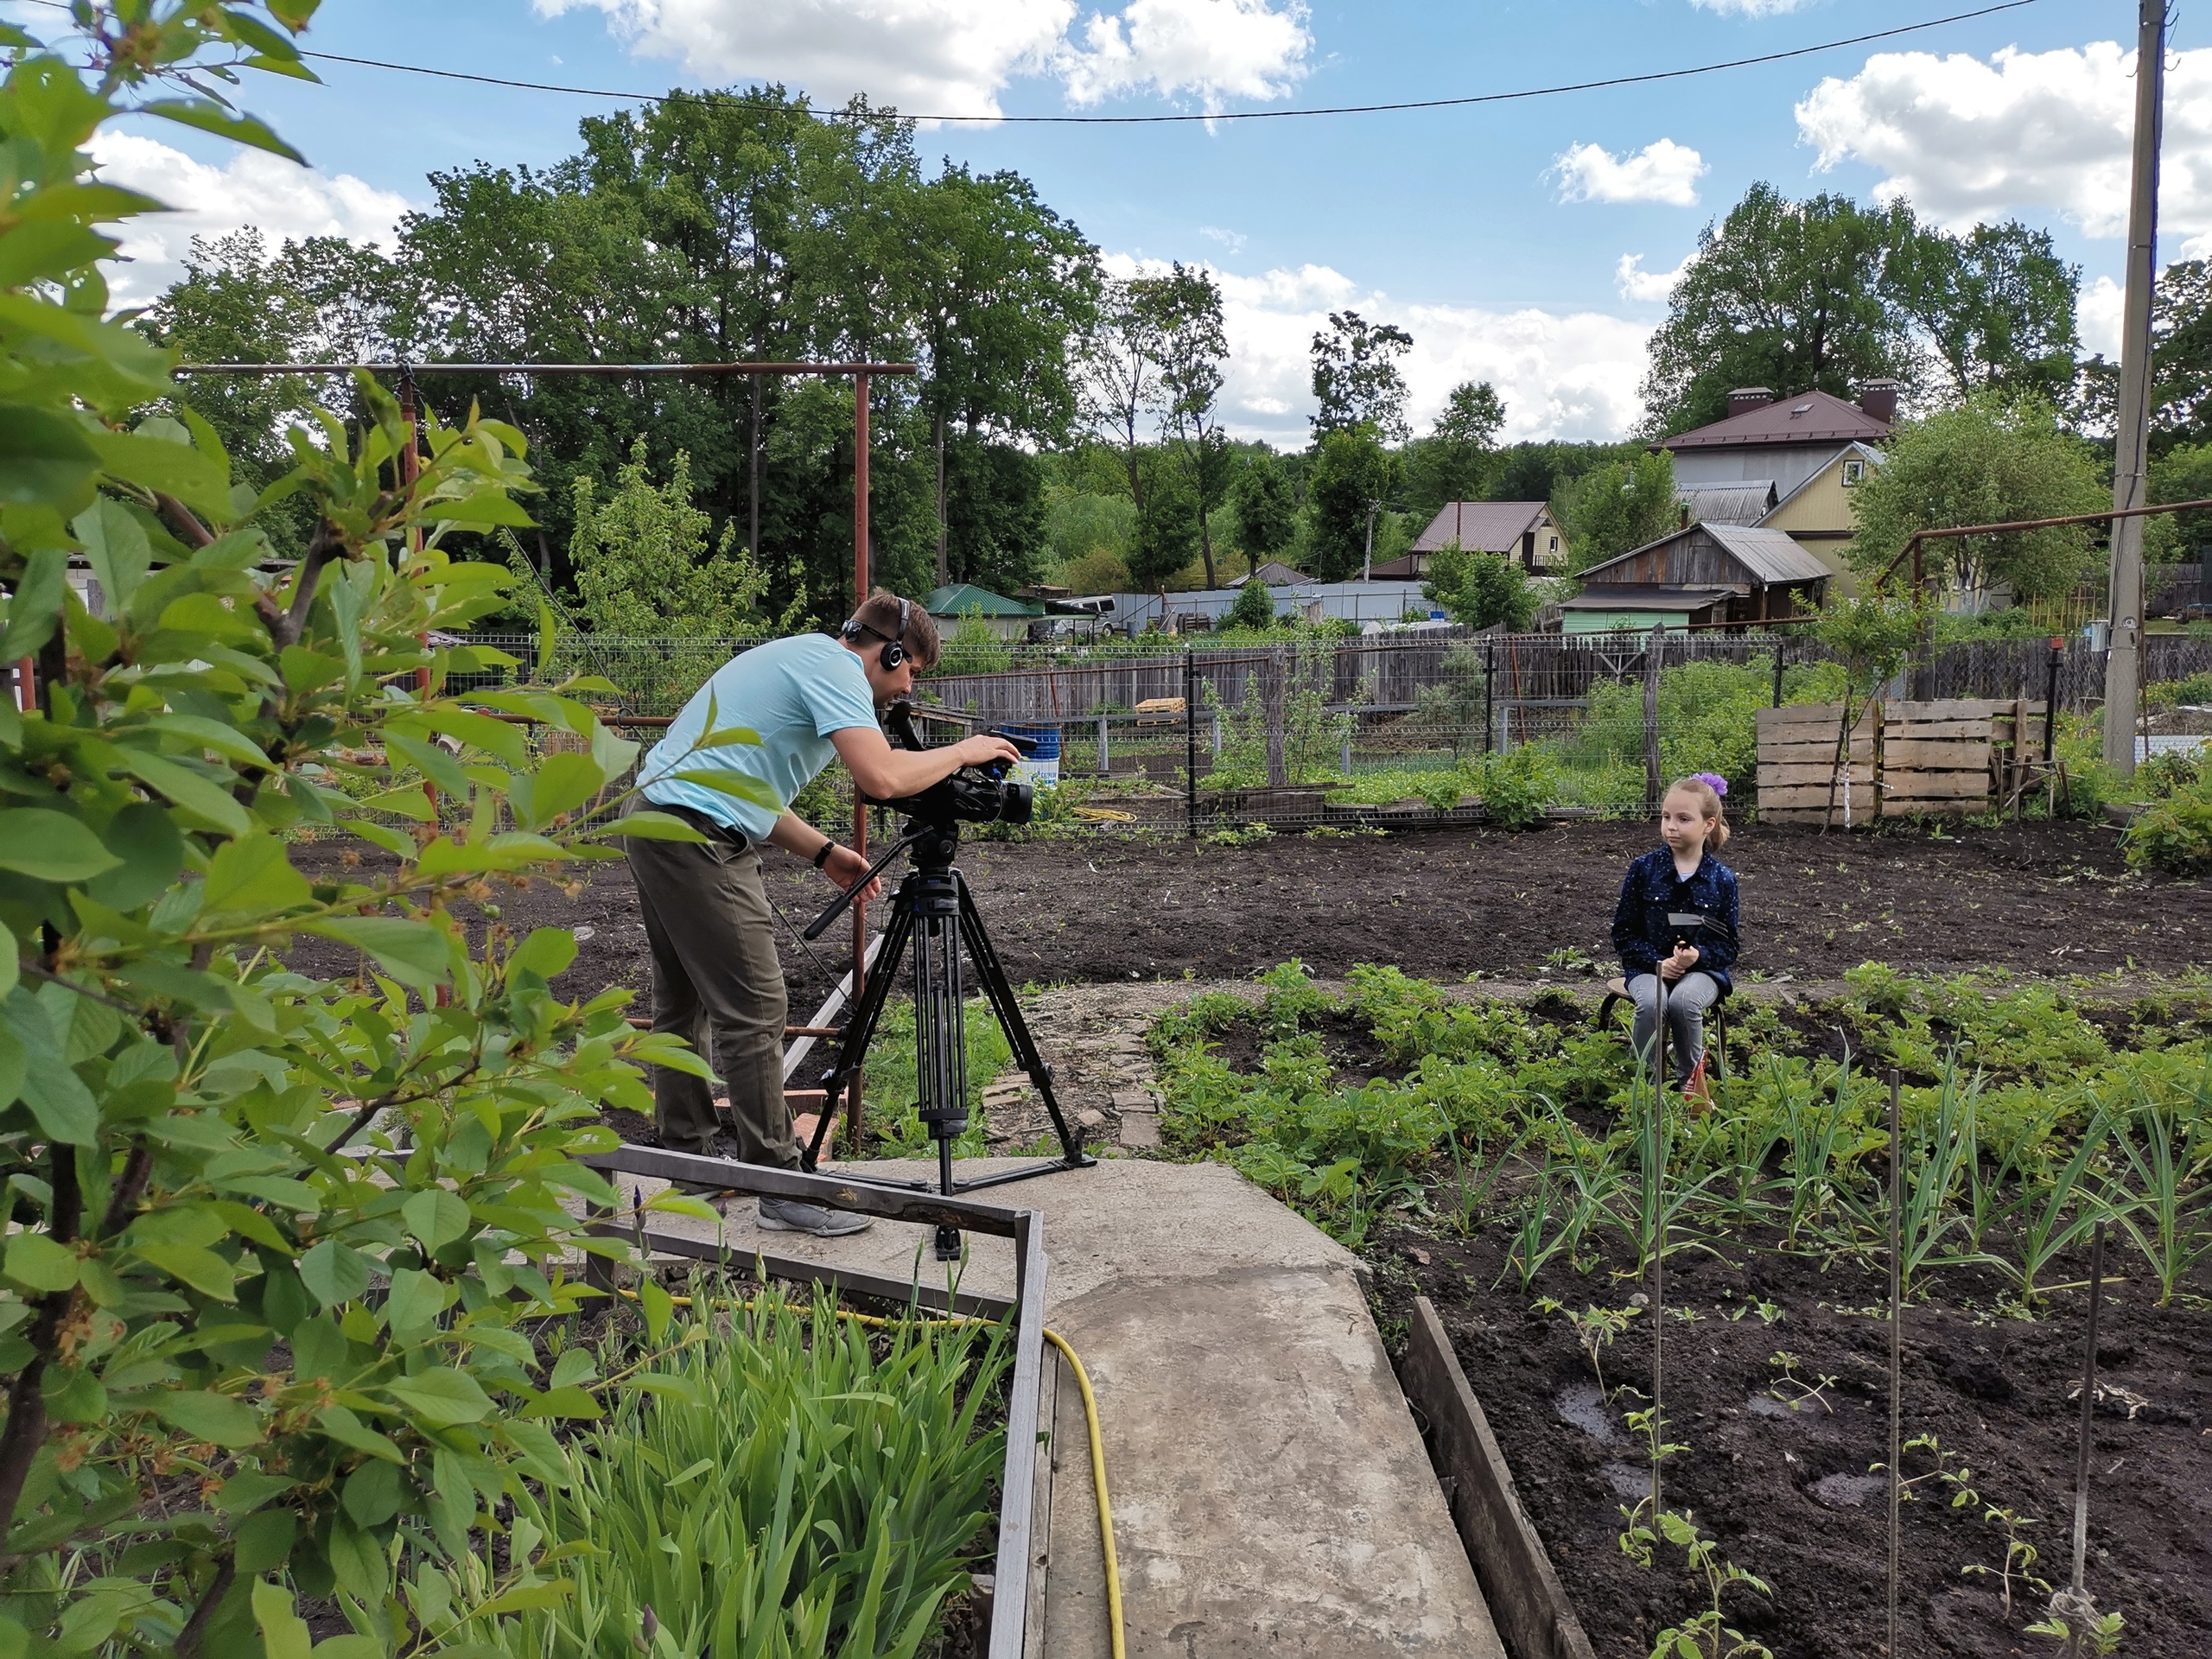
xmin=615 ymin=1282 xmax=1126 ymax=1658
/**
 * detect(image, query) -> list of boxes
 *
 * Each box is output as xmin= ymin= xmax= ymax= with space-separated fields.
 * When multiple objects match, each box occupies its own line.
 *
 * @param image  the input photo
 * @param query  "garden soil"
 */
xmin=291 ymin=817 xmax=2210 ymax=1006
xmin=1370 ymin=1231 xmax=2211 ymax=1659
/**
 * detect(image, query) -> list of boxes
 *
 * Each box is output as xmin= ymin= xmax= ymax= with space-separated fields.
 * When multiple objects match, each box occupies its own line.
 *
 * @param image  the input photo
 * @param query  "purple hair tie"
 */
xmin=1693 ymin=772 xmax=1728 ymax=797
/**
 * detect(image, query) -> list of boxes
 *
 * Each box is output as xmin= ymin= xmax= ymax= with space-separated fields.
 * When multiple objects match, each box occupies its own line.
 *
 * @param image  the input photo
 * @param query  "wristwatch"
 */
xmin=812 ymin=841 xmax=837 ymax=869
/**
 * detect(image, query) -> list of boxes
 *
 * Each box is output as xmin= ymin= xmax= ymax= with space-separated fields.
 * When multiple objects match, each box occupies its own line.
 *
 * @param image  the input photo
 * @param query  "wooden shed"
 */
xmin=1560 ymin=524 xmax=1831 ymax=634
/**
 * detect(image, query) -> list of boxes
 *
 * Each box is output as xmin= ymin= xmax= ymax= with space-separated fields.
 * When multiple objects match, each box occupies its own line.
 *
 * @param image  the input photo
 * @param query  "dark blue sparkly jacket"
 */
xmin=1610 ymin=847 xmax=1741 ymax=995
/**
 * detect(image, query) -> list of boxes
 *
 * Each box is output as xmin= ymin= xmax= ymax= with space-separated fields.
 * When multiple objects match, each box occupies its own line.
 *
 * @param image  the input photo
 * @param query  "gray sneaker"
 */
xmin=758 ymin=1197 xmax=874 ymax=1237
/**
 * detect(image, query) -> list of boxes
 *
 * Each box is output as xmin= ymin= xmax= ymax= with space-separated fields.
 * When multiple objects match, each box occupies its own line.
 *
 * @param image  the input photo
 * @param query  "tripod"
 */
xmin=799 ymin=814 xmax=1095 ymax=1258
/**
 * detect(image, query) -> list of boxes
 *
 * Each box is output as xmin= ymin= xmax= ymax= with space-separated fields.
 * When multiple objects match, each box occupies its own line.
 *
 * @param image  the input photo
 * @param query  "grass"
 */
xmin=848 ymin=997 xmax=1015 ymax=1160
xmin=424 ymin=1285 xmax=1010 ymax=1658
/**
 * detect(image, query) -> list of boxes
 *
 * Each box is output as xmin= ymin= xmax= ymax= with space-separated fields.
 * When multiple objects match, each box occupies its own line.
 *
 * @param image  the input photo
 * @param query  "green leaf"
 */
xmin=302 ymin=918 xmax=448 ymax=989
xmin=213 ymin=1472 xmax=296 ymax=1516
xmin=0 ymin=809 xmax=119 ymax=884
xmin=518 ymin=1387 xmax=601 ymax=1421
xmin=114 ymin=748 xmax=252 ymax=836
xmin=524 ymin=752 xmax=605 ymax=824
xmin=0 ymin=1014 xmax=22 ymax=1113
xmin=315 ymin=1405 xmax=403 ymax=1464
xmin=0 ymin=221 xmax=111 ymax=287
xmin=298 ymin=1241 xmax=372 ymax=1309
xmin=395 ymin=706 xmax=529 ymax=767
xmin=82 ymin=429 xmax=232 ymax=521
xmin=4 ymin=1234 xmax=79 ymax=1293
xmin=382 ymin=1267 xmax=448 ymax=1344
xmin=149 ymin=1389 xmax=264 ymax=1447
xmin=385 ymin=733 xmax=471 ymax=800
xmin=201 ymin=831 xmax=311 ymax=918
xmin=131 ymin=1242 xmax=238 ymax=1302
xmin=474 ymin=1581 xmax=575 ymax=1617
xmin=84 ymin=802 xmax=185 ymax=912
xmin=340 ymin=1459 xmax=402 ymax=1529
xmin=138 ymin=99 xmax=306 ymax=164
xmin=3 ymin=989 xmax=97 ymax=1144
xmin=401 ymin=1190 xmax=472 ymax=1254
xmin=357 ymin=786 xmax=435 ymax=822
xmin=0 ymin=546 xmax=67 ymax=661
xmin=0 ymin=406 xmax=99 ymax=513
xmin=588 ymin=811 xmax=709 ymax=842
xmin=384 ymin=1368 xmax=495 ymax=1427
xmin=144 ymin=714 xmax=274 ymax=770
xmin=429 ymin=489 xmax=535 ymax=528
xmin=252 ymin=1579 xmax=313 ymax=1659
xmin=693 ymin=724 xmax=765 ymax=751
xmin=507 ymin=928 xmax=575 ymax=981
xmin=639 ymin=1276 xmax=672 ymax=1341
xmin=72 ymin=496 xmax=152 ymax=613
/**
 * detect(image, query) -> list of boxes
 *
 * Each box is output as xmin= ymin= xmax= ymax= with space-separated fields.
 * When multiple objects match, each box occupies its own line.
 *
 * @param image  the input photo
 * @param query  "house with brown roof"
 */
xmin=1369 ymin=500 xmax=1567 ymax=579
xmin=1556 ymin=523 xmax=1832 ymax=634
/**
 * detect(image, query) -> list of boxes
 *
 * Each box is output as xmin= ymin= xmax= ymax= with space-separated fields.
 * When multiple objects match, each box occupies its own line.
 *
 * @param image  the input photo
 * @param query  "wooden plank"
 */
xmin=1887 ymin=697 xmax=2011 ymax=721
xmin=1884 ymin=773 xmax=1994 ymax=802
xmin=1401 ymin=1297 xmax=1598 ymax=1659
xmin=1881 ymin=720 xmax=1999 ymax=741
xmin=1760 ymin=741 xmax=1874 ymax=765
xmin=1759 ymin=784 xmax=1881 ymax=810
xmin=1759 ymin=766 xmax=1875 ymax=790
xmin=988 ymin=1217 xmax=1049 ymax=1659
xmin=1884 ymin=739 xmax=1990 ymax=770
xmin=1758 ymin=703 xmax=1879 ymax=732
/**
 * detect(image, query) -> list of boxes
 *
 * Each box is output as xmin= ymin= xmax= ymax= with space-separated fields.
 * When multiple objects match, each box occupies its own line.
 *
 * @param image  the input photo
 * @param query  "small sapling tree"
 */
xmin=1810 ymin=592 xmax=1928 ymax=829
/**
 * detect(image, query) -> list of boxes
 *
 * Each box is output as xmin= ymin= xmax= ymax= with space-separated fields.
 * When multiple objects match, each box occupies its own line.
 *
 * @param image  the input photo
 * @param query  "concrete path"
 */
xmin=631 ymin=1156 xmax=1505 ymax=1659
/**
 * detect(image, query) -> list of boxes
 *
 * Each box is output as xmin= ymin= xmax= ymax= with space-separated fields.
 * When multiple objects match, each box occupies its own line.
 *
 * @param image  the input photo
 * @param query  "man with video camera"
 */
xmin=627 ymin=592 xmax=1021 ymax=1236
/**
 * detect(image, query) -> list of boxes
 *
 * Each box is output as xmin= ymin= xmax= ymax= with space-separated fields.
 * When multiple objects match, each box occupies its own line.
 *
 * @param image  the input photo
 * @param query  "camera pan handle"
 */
xmin=800 ymin=827 xmax=924 ymax=942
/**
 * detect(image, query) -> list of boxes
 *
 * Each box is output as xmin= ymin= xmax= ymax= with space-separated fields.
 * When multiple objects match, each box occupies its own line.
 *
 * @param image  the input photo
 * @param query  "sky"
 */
xmin=15 ymin=0 xmax=2209 ymax=447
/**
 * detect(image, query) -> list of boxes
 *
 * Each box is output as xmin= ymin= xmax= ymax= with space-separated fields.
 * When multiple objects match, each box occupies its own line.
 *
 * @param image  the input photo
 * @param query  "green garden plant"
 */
xmin=1617 ymin=1508 xmax=1774 ymax=1659
xmin=2026 ymin=1607 xmax=2126 ymax=1656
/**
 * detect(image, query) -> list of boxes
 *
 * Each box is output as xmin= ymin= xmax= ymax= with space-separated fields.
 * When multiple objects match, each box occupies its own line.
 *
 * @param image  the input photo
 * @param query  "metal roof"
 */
xmin=923 ymin=583 xmax=1042 ymax=618
xmin=1676 ymin=481 xmax=1777 ymax=526
xmin=1575 ymin=523 xmax=1833 ymax=588
xmin=1655 ymin=389 xmax=1891 ymax=451
xmin=1410 ymin=501 xmax=1548 ymax=553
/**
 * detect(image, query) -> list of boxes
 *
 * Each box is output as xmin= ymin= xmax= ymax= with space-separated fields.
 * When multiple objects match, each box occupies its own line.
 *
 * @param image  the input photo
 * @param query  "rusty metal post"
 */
xmin=849 ymin=371 xmax=871 ymax=1149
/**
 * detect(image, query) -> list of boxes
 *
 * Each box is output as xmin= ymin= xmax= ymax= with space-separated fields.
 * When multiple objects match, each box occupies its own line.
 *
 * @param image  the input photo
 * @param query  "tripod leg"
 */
xmin=803 ymin=896 xmax=914 ymax=1172
xmin=957 ymin=875 xmax=1095 ymax=1168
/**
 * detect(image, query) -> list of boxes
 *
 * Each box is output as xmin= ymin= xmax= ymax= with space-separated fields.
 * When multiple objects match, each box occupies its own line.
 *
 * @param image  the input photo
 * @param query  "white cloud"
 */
xmin=534 ymin=0 xmax=1309 ymax=118
xmin=1796 ymin=41 xmax=2212 ymax=244
xmin=1554 ymin=139 xmax=1707 ymax=207
xmin=2079 ymin=274 xmax=2126 ymax=359
xmin=90 ymin=130 xmax=410 ymax=306
xmin=1199 ymin=224 xmax=1248 ymax=251
xmin=1689 ymin=0 xmax=1812 ymax=14
xmin=1105 ymin=255 xmax=1650 ymax=446
xmin=1614 ymin=251 xmax=1688 ymax=303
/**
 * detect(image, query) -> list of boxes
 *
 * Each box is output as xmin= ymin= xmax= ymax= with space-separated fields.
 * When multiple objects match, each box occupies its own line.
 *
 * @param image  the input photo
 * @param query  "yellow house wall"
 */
xmin=1763 ymin=456 xmax=1866 ymax=596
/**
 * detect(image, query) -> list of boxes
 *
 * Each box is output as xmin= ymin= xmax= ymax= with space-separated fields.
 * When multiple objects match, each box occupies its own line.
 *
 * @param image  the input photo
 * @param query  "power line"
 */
xmin=285 ymin=1 xmax=2041 ymax=126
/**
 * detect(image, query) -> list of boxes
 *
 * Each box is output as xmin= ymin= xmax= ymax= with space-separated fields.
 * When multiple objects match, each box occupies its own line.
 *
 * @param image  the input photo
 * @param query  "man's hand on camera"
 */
xmin=820 ymin=844 xmax=882 ymax=901
xmin=952 ymin=734 xmax=1023 ymax=769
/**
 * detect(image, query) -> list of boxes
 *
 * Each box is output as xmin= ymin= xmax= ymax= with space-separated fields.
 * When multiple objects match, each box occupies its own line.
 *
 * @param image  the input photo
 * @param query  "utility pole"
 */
xmin=2103 ymin=0 xmax=2167 ymax=779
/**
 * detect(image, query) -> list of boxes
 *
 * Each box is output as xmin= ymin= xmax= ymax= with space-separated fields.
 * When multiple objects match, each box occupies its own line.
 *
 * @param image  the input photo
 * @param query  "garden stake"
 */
xmin=2070 ymin=1221 xmax=2107 ymax=1598
xmin=1887 ymin=1068 xmax=1903 ymax=1659
xmin=1649 ymin=977 xmax=1668 ymax=1522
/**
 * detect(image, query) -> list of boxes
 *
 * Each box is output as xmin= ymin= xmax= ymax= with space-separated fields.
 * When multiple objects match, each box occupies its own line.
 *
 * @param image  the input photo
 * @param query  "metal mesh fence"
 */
xmin=454 ymin=628 xmax=2212 ymax=834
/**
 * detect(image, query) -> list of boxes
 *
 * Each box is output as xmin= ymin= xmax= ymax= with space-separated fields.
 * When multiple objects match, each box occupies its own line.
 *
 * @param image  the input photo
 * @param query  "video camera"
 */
xmin=865 ymin=704 xmax=1034 ymax=828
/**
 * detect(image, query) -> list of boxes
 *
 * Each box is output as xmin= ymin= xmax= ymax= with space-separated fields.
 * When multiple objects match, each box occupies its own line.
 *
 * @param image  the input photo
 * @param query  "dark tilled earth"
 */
xmin=292 ymin=817 xmax=2209 ymax=1008
xmin=1371 ymin=1230 xmax=2211 ymax=1659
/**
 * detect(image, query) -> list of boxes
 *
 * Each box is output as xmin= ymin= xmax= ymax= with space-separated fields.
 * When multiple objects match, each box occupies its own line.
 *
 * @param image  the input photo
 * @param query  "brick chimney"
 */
xmin=1859 ymin=379 xmax=1900 ymax=425
xmin=1728 ymin=387 xmax=1774 ymax=415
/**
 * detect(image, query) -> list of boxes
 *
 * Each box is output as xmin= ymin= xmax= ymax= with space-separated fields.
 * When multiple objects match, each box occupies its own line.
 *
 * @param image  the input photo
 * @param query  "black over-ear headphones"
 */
xmin=842 ymin=597 xmax=910 ymax=671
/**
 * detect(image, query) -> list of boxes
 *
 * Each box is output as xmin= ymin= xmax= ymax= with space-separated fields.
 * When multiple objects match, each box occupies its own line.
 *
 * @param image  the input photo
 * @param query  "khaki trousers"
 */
xmin=625 ymin=826 xmax=796 ymax=1168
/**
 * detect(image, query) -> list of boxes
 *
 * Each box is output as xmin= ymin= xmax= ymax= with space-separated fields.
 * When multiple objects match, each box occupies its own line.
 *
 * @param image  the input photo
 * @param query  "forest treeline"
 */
xmin=145 ymin=86 xmax=2212 ymax=633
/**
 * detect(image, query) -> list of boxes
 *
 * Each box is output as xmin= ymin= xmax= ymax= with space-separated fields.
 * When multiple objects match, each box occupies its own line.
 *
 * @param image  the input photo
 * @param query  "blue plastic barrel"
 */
xmin=1002 ymin=723 xmax=1062 ymax=787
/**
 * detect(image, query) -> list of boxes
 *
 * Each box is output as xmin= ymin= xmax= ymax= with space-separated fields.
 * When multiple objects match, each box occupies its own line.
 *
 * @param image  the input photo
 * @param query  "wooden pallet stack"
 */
xmin=1755 ymin=700 xmax=2049 ymax=824
xmin=1754 ymin=703 xmax=1878 ymax=825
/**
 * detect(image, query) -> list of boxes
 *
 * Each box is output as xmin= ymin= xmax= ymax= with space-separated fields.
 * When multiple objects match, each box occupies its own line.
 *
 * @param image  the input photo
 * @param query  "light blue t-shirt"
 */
xmin=639 ymin=633 xmax=880 ymax=839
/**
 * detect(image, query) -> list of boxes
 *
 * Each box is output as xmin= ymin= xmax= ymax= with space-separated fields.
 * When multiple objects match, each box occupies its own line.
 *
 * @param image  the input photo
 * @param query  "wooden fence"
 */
xmin=1757 ymin=699 xmax=2047 ymax=825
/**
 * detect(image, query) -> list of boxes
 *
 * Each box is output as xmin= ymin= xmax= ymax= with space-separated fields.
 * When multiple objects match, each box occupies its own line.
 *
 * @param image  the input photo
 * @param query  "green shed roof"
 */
xmin=923 ymin=583 xmax=1042 ymax=618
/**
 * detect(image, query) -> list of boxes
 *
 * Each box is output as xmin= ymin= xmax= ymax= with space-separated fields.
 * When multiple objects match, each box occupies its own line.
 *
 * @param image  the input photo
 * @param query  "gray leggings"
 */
xmin=1629 ymin=971 xmax=1721 ymax=1078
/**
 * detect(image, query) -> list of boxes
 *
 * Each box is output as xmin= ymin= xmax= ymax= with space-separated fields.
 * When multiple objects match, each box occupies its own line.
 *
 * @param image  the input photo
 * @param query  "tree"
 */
xmin=1643 ymin=183 xmax=1916 ymax=435
xmin=0 ymin=9 xmax=690 ymax=1648
xmin=1847 ymin=392 xmax=2108 ymax=601
xmin=1425 ymin=543 xmax=1538 ymax=630
xmin=943 ymin=437 xmax=1051 ymax=594
xmin=2144 ymin=442 xmax=2212 ymax=567
xmin=1311 ymin=310 xmax=1414 ymax=441
xmin=1226 ymin=571 xmax=1279 ymax=631
xmin=1888 ymin=220 xmax=2080 ymax=403
xmin=569 ymin=441 xmax=792 ymax=637
xmin=1128 ymin=449 xmax=1199 ymax=594
xmin=905 ymin=165 xmax=1097 ymax=585
xmin=1151 ymin=264 xmax=1232 ymax=586
xmin=1230 ymin=451 xmax=1298 ymax=575
xmin=2081 ymin=259 xmax=2212 ymax=448
xmin=1402 ymin=380 xmax=1505 ymax=516
xmin=1306 ymin=424 xmax=1397 ymax=582
xmin=1557 ymin=451 xmax=1678 ymax=569
xmin=1078 ymin=276 xmax=1169 ymax=512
